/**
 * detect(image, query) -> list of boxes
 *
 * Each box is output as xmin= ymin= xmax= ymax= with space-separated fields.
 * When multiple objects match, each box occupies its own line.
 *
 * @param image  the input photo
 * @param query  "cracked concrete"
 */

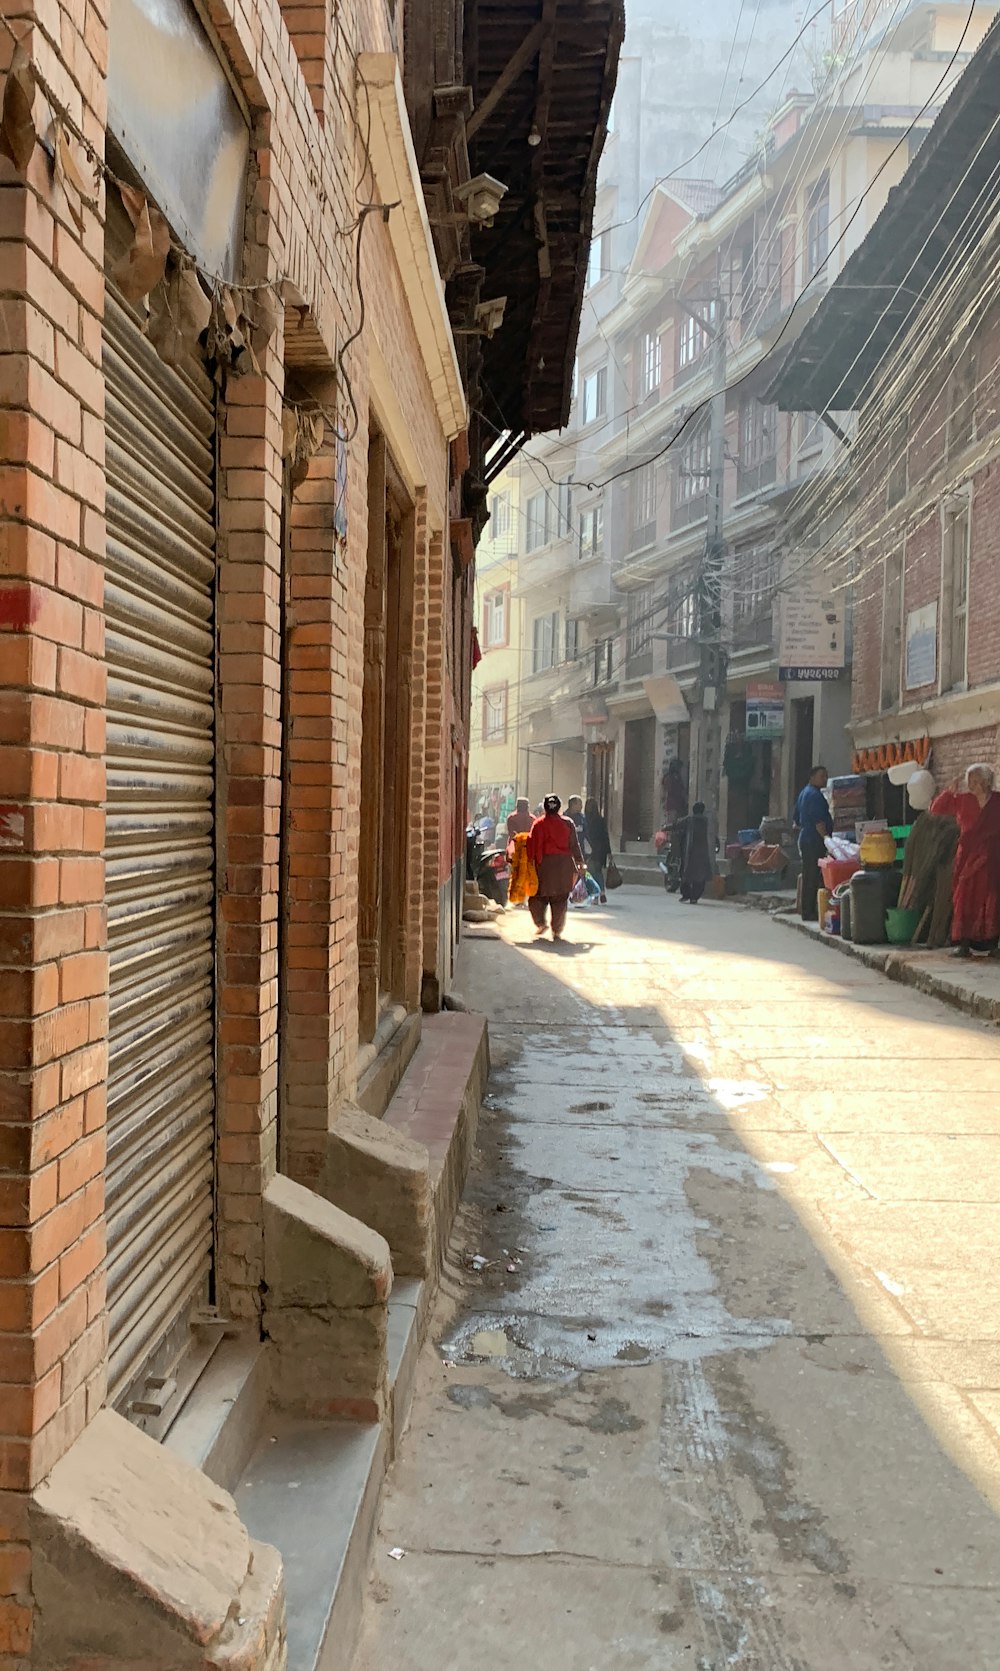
xmin=352 ymin=893 xmax=1000 ymax=1670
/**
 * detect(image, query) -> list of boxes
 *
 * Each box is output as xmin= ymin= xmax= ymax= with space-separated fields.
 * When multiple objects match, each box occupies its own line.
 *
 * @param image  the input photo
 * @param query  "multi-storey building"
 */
xmin=468 ymin=464 xmax=524 ymax=825
xmin=513 ymin=0 xmax=817 ymax=828
xmin=589 ymin=0 xmax=994 ymax=846
xmin=770 ymin=9 xmax=1000 ymax=814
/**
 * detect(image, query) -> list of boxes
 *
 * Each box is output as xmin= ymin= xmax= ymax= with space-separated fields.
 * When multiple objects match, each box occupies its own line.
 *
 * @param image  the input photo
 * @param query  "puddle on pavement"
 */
xmin=469 ymin=1328 xmax=512 ymax=1357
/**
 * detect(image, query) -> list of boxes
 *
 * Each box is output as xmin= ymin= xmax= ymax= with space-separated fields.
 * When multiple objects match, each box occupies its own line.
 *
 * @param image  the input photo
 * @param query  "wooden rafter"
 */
xmin=466 ymin=17 xmax=546 ymax=139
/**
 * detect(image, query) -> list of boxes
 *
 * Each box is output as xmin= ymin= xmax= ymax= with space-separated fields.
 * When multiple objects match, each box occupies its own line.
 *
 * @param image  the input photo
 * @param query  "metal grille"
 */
xmin=102 ymin=262 xmax=217 ymax=1408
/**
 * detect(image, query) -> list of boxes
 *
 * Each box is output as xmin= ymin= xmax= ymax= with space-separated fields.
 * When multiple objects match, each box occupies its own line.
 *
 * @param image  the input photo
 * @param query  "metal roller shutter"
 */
xmin=103 ymin=257 xmax=218 ymax=1410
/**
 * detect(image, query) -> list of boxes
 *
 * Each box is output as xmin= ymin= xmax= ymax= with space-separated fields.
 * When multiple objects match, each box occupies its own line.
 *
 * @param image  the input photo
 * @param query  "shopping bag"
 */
xmin=605 ymin=858 xmax=623 ymax=891
xmin=569 ymin=876 xmax=589 ymax=905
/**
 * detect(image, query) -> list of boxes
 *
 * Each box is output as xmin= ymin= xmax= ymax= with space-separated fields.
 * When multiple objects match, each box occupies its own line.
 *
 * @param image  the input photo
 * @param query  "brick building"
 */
xmin=770 ymin=10 xmax=1000 ymax=819
xmin=0 ymin=0 xmax=620 ymax=1662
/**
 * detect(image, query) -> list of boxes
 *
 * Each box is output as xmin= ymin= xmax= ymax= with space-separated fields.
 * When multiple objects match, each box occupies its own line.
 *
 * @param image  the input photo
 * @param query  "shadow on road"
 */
xmin=357 ymin=896 xmax=1000 ymax=1669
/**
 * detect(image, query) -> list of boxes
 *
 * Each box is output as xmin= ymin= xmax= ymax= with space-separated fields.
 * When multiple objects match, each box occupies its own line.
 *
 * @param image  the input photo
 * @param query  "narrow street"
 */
xmin=354 ymin=892 xmax=1000 ymax=1670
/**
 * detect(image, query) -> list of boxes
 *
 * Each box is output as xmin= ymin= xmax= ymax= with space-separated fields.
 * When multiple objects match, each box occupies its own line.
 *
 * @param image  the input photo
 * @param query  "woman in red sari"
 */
xmin=527 ymin=794 xmax=584 ymax=941
xmin=930 ymin=763 xmax=1000 ymax=957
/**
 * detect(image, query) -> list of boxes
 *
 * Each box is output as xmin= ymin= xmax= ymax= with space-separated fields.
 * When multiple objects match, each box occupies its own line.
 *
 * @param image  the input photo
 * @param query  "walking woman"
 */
xmin=528 ymin=794 xmax=584 ymax=940
xmin=584 ymin=797 xmax=612 ymax=902
xmin=930 ymin=764 xmax=1000 ymax=956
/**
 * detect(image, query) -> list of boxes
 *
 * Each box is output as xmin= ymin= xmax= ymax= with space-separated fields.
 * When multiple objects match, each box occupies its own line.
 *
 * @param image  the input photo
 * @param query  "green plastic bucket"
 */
xmin=885 ymin=906 xmax=920 ymax=945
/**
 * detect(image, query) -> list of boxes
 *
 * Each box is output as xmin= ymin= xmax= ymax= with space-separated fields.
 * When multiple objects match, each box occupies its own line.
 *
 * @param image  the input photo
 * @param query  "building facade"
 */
xmin=591 ymin=0 xmax=996 ymax=842
xmin=770 ymin=8 xmax=1000 ymax=815
xmin=468 ymin=464 xmax=523 ymax=825
xmin=0 ymin=0 xmax=620 ymax=1661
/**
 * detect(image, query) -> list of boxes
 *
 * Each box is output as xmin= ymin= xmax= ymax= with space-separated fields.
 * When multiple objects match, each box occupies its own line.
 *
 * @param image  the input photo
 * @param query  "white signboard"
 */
xmin=905 ymin=602 xmax=937 ymax=691
xmin=779 ymin=578 xmax=845 ymax=681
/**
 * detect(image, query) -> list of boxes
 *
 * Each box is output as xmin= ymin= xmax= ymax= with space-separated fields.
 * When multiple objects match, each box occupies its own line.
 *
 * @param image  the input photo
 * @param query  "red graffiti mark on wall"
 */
xmin=0 ymin=585 xmax=39 ymax=630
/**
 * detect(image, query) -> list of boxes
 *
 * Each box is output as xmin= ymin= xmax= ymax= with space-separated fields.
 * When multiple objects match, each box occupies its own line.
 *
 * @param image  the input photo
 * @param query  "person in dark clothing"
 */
xmin=527 ymin=794 xmax=585 ymax=939
xmin=566 ymin=795 xmax=586 ymax=845
xmin=675 ymin=801 xmax=713 ymax=903
xmin=584 ymin=797 xmax=612 ymax=902
xmin=664 ymin=758 xmax=688 ymax=826
xmin=793 ymin=765 xmax=832 ymax=923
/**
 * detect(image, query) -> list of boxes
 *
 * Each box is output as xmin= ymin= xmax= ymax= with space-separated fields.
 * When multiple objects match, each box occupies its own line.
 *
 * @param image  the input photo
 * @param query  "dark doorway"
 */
xmin=792 ymin=697 xmax=815 ymax=802
xmin=622 ymin=716 xmax=657 ymax=844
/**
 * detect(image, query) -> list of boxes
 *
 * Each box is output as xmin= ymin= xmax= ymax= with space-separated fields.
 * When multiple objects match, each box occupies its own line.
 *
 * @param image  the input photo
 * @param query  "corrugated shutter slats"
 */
xmin=103 ymin=280 xmax=218 ymax=1408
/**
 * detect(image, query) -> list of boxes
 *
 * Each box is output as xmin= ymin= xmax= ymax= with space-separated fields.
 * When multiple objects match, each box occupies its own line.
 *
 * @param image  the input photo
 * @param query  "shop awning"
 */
xmin=643 ymin=675 xmax=689 ymax=725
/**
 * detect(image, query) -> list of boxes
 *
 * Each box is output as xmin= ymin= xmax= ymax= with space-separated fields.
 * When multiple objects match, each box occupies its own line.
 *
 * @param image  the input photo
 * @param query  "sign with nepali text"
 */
xmin=778 ymin=578 xmax=844 ymax=681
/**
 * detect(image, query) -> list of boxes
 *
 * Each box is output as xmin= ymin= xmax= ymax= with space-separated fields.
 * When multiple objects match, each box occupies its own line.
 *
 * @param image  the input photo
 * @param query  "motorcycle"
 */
xmin=465 ymin=825 xmax=509 ymax=906
xmin=657 ymin=824 xmax=684 ymax=894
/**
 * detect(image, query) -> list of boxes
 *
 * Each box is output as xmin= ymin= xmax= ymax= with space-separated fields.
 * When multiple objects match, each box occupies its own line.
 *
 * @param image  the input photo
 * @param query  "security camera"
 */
xmin=455 ymin=173 xmax=509 ymax=228
xmin=474 ymin=296 xmax=507 ymax=337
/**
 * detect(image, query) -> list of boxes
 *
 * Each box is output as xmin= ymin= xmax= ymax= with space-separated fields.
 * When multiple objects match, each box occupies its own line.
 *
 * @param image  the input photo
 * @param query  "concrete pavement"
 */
xmin=352 ymin=891 xmax=1000 ymax=1669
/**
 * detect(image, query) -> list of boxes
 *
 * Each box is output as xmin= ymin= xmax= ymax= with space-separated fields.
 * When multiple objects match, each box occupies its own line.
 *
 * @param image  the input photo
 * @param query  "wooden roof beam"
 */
xmin=467 ymin=17 xmax=547 ymax=140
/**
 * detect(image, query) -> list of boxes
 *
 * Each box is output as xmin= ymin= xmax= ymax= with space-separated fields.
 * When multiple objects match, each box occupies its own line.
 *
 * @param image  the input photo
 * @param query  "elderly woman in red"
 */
xmin=930 ymin=763 xmax=1000 ymax=957
xmin=527 ymin=793 xmax=585 ymax=940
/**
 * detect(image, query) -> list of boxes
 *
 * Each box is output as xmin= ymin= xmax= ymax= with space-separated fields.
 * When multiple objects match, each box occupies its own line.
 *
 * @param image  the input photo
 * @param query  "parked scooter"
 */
xmin=465 ymin=825 xmax=509 ymax=906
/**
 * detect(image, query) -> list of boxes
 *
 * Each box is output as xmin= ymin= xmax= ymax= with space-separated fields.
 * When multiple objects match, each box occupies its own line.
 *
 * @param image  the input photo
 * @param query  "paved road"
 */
xmin=354 ymin=892 xmax=1000 ymax=1670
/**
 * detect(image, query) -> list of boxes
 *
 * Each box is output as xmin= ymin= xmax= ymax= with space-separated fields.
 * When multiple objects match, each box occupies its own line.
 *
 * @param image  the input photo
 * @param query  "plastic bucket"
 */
xmin=885 ymin=906 xmax=920 ymax=945
xmin=819 ymin=856 xmax=860 ymax=890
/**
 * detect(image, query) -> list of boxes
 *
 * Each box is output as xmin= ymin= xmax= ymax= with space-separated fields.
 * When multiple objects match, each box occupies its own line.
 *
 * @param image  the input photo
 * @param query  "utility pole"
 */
xmin=697 ymin=294 xmax=727 ymax=842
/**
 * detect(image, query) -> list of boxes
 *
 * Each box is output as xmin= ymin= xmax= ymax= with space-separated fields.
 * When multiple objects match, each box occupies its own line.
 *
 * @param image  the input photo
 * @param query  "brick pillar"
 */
xmin=0 ymin=10 xmax=109 ymax=1662
xmin=215 ymin=366 xmax=285 ymax=1321
xmin=280 ymin=439 xmax=360 ymax=1186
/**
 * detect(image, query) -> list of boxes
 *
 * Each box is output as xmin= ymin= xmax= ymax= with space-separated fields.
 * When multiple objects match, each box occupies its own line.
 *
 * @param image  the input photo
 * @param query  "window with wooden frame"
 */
xmin=586 ymin=229 xmax=611 ymax=290
xmin=565 ymin=619 xmax=581 ymax=662
xmin=947 ymin=347 xmax=976 ymax=456
xmin=886 ymin=414 xmax=909 ymax=507
xmin=881 ymin=543 xmax=904 ymax=709
xmin=482 ymin=586 xmax=509 ymax=649
xmin=582 ymin=367 xmax=608 ymax=425
xmin=626 ymin=586 xmax=653 ymax=660
xmin=489 ymin=491 xmax=511 ymax=538
xmin=532 ymin=612 xmax=559 ymax=673
xmin=806 ymin=175 xmax=830 ymax=278
xmin=482 ymin=685 xmax=508 ymax=743
xmin=676 ymin=299 xmax=718 ymax=373
xmin=941 ymin=494 xmax=971 ymax=692
xmin=672 ymin=419 xmax=711 ymax=525
xmin=737 ymin=397 xmax=778 ymax=496
xmin=579 ymin=503 xmax=604 ymax=559
xmin=732 ymin=542 xmax=774 ymax=632
xmin=638 ymin=329 xmax=662 ymax=399
xmin=632 ymin=462 xmax=657 ymax=539
xmin=525 ymin=490 xmax=548 ymax=553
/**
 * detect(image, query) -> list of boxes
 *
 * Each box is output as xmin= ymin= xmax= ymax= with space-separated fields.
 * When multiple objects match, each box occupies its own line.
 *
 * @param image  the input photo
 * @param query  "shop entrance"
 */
xmin=621 ymin=716 xmax=657 ymax=843
xmin=103 ymin=192 xmax=218 ymax=1414
xmin=791 ymin=697 xmax=815 ymax=798
xmin=358 ymin=427 xmax=416 ymax=1044
xmin=586 ymin=741 xmax=614 ymax=817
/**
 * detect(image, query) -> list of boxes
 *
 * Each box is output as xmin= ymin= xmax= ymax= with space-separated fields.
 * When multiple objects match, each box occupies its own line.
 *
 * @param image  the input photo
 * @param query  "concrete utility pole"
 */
xmin=697 ymin=295 xmax=727 ymax=838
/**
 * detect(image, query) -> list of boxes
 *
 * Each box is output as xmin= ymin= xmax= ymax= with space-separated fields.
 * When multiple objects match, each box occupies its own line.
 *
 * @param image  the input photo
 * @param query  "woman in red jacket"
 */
xmin=930 ymin=763 xmax=1000 ymax=957
xmin=527 ymin=794 xmax=585 ymax=941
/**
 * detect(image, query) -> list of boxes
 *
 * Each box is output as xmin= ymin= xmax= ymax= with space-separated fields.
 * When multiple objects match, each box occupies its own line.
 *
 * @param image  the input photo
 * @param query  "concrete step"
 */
xmin=233 ymin=1279 xmax=422 ymax=1671
xmin=614 ymin=854 xmax=665 ymax=887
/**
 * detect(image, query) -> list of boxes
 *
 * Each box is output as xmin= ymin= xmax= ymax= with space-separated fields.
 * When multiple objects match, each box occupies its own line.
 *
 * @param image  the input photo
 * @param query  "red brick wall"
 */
xmin=0 ymin=0 xmax=460 ymax=1651
xmin=0 ymin=7 xmax=110 ymax=1657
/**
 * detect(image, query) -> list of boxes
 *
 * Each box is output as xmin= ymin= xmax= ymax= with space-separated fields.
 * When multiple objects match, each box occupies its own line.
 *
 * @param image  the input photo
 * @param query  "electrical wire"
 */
xmin=584 ymin=0 xmax=983 ymax=495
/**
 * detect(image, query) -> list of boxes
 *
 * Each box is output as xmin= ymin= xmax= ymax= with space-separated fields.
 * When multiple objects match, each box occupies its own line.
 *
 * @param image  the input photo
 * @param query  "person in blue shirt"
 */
xmin=794 ymin=765 xmax=832 ymax=922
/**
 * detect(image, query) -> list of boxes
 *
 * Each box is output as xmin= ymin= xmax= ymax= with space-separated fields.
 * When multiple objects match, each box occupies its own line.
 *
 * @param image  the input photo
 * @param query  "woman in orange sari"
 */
xmin=930 ymin=763 xmax=1000 ymax=957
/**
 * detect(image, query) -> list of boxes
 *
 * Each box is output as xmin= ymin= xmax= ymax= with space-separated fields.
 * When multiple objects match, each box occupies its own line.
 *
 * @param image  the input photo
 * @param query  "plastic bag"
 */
xmin=569 ymin=875 xmax=589 ymax=905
